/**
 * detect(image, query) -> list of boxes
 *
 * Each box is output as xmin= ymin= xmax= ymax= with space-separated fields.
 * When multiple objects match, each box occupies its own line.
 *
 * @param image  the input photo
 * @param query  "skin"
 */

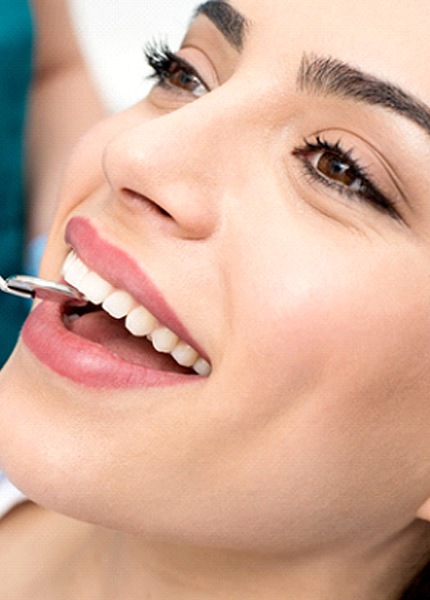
xmin=1 ymin=0 xmax=430 ymax=597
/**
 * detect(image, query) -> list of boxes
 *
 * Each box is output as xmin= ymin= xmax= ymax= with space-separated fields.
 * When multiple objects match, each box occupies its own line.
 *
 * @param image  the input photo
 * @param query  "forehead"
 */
xmin=216 ymin=0 xmax=430 ymax=101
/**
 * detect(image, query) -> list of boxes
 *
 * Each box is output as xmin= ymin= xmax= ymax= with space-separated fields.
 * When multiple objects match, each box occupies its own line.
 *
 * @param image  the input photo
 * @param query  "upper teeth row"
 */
xmin=61 ymin=251 xmax=211 ymax=376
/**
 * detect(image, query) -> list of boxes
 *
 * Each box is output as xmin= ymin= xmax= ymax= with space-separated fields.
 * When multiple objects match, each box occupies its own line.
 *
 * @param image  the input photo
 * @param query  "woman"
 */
xmin=0 ymin=0 xmax=430 ymax=597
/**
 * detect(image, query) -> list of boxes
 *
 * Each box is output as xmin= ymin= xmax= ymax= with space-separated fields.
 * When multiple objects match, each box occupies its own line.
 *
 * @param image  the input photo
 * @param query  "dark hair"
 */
xmin=400 ymin=561 xmax=430 ymax=599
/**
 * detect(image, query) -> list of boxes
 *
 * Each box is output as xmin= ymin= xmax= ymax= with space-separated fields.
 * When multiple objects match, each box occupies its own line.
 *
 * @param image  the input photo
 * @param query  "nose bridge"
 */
xmin=140 ymin=104 xmax=230 ymax=187
xmin=102 ymin=87 xmax=261 ymax=238
xmin=107 ymin=83 xmax=260 ymax=189
xmin=151 ymin=92 xmax=251 ymax=164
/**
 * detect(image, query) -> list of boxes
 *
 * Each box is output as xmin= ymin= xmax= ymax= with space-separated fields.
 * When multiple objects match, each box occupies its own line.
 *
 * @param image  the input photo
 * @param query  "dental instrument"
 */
xmin=0 ymin=274 xmax=84 ymax=303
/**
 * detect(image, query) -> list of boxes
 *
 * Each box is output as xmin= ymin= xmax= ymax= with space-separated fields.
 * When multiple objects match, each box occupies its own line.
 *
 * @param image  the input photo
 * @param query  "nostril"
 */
xmin=122 ymin=188 xmax=172 ymax=218
xmin=117 ymin=183 xmax=215 ymax=240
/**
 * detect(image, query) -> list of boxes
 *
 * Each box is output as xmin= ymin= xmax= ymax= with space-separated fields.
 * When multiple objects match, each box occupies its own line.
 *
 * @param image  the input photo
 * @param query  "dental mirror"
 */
xmin=0 ymin=274 xmax=85 ymax=303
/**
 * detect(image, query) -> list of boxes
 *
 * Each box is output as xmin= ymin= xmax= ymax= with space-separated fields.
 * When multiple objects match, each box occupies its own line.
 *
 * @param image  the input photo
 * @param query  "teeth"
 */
xmin=61 ymin=253 xmax=89 ymax=288
xmin=102 ymin=290 xmax=136 ymax=319
xmin=171 ymin=342 xmax=199 ymax=368
xmin=151 ymin=327 xmax=179 ymax=353
xmin=79 ymin=271 xmax=114 ymax=305
xmin=193 ymin=357 xmax=212 ymax=377
xmin=61 ymin=251 xmax=78 ymax=276
xmin=125 ymin=306 xmax=158 ymax=337
xmin=64 ymin=313 xmax=80 ymax=325
xmin=62 ymin=250 xmax=211 ymax=376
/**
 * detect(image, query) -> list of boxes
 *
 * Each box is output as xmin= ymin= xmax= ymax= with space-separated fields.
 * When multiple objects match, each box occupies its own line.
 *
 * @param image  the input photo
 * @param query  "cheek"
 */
xmin=208 ymin=244 xmax=430 ymax=542
xmin=39 ymin=105 xmax=154 ymax=278
xmin=59 ymin=120 xmax=111 ymax=211
xmin=50 ymin=103 xmax=157 ymax=232
xmin=226 ymin=234 xmax=430 ymax=457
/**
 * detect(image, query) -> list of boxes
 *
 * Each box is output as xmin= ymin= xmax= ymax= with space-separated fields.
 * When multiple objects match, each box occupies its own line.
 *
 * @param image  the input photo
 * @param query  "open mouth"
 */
xmin=61 ymin=251 xmax=211 ymax=377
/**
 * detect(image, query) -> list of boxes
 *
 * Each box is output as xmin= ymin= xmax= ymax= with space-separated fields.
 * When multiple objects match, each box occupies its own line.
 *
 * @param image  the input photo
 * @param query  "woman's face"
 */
xmin=2 ymin=0 xmax=430 ymax=554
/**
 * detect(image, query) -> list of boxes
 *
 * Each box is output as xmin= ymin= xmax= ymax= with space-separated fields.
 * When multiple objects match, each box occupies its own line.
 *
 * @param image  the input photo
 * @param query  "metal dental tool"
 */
xmin=0 ymin=274 xmax=85 ymax=303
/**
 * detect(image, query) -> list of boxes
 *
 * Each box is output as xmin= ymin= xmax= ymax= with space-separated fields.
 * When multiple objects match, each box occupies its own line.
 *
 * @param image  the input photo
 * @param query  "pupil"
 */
xmin=170 ymin=65 xmax=195 ymax=91
xmin=318 ymin=152 xmax=356 ymax=186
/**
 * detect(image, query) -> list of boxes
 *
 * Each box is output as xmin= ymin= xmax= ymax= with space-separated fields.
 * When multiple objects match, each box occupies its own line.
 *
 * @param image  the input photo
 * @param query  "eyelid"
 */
xmin=292 ymin=135 xmax=401 ymax=220
xmin=166 ymin=52 xmax=211 ymax=93
xmin=182 ymin=17 xmax=241 ymax=83
xmin=176 ymin=45 xmax=220 ymax=90
xmin=306 ymin=133 xmax=404 ymax=198
xmin=145 ymin=40 xmax=215 ymax=103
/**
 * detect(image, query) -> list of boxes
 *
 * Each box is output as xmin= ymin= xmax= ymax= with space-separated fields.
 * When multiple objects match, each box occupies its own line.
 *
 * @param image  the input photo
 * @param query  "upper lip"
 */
xmin=64 ymin=216 xmax=208 ymax=360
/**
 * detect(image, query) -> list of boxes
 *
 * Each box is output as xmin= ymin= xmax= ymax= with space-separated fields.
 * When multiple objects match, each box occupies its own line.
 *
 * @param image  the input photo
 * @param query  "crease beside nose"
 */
xmin=102 ymin=118 xmax=222 ymax=240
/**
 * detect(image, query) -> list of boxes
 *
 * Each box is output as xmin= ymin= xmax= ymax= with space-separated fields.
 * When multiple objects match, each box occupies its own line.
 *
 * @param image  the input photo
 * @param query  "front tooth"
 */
xmin=170 ymin=342 xmax=199 ymax=368
xmin=125 ymin=306 xmax=158 ymax=337
xmin=79 ymin=271 xmax=113 ymax=305
xmin=151 ymin=327 xmax=179 ymax=353
xmin=102 ymin=290 xmax=136 ymax=319
xmin=193 ymin=357 xmax=211 ymax=377
xmin=61 ymin=251 xmax=77 ymax=276
xmin=63 ymin=257 xmax=89 ymax=288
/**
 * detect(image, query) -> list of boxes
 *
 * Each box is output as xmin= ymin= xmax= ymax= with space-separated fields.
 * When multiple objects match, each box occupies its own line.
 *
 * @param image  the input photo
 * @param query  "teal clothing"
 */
xmin=0 ymin=2 xmax=34 ymax=366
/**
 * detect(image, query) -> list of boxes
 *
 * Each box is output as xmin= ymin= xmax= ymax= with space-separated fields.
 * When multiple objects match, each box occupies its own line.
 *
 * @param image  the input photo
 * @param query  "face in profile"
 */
xmin=1 ymin=0 xmax=430 ymax=556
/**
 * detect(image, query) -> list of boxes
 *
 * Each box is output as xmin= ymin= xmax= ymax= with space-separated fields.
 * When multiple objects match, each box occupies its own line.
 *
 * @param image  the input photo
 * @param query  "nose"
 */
xmin=102 ymin=97 xmax=237 ymax=240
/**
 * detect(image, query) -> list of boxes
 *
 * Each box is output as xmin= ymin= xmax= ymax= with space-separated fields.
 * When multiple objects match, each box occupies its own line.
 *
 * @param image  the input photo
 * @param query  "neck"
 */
xmin=62 ymin=520 xmax=429 ymax=600
xmin=25 ymin=512 xmax=429 ymax=600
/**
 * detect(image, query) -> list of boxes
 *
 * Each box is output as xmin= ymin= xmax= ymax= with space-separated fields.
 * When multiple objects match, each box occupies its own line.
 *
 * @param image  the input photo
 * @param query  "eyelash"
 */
xmin=293 ymin=137 xmax=399 ymax=219
xmin=144 ymin=41 xmax=208 ymax=96
xmin=145 ymin=44 xmax=398 ymax=220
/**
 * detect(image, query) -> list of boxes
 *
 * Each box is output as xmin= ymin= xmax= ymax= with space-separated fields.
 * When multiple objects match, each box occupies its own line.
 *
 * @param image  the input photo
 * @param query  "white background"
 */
xmin=68 ymin=0 xmax=199 ymax=112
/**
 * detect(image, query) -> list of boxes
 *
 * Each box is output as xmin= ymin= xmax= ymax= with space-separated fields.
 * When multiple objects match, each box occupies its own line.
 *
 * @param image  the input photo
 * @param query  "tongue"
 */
xmin=68 ymin=310 xmax=189 ymax=373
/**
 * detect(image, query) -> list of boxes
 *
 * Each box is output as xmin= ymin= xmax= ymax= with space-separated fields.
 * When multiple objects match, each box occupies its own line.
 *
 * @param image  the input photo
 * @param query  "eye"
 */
xmin=293 ymin=136 xmax=400 ymax=220
xmin=145 ymin=41 xmax=209 ymax=98
xmin=309 ymin=149 xmax=364 ymax=191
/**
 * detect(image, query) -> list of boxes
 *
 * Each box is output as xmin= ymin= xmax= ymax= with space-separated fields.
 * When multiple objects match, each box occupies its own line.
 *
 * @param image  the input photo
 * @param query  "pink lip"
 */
xmin=21 ymin=216 xmax=206 ymax=389
xmin=64 ymin=217 xmax=205 ymax=358
xmin=23 ymin=302 xmax=196 ymax=388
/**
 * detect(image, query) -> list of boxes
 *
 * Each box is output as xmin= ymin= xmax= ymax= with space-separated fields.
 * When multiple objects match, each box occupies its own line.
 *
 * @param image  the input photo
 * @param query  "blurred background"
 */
xmin=68 ymin=0 xmax=199 ymax=112
xmin=0 ymin=0 xmax=201 ymax=367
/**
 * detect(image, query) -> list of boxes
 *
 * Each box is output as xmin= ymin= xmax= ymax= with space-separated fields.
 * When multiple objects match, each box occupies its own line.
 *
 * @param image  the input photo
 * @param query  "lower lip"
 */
xmin=22 ymin=301 xmax=197 ymax=389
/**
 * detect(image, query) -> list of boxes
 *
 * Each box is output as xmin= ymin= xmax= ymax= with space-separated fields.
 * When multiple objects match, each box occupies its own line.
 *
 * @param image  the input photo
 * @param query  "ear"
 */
xmin=416 ymin=497 xmax=430 ymax=522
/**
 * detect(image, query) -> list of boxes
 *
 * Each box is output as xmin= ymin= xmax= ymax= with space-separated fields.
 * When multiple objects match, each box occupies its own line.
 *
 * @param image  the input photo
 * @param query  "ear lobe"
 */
xmin=416 ymin=497 xmax=430 ymax=522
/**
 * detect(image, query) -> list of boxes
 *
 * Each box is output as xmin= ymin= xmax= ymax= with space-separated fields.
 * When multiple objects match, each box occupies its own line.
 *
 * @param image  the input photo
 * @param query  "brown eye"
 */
xmin=292 ymin=137 xmax=399 ymax=219
xmin=167 ymin=61 xmax=207 ymax=96
xmin=313 ymin=150 xmax=362 ymax=191
xmin=146 ymin=43 xmax=209 ymax=99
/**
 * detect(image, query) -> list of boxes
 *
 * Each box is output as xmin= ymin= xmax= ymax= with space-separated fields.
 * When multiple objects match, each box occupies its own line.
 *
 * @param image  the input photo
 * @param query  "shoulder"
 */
xmin=31 ymin=0 xmax=84 ymax=74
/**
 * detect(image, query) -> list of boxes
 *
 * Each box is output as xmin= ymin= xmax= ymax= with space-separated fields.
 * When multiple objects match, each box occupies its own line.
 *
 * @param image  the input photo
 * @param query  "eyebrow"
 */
xmin=193 ymin=0 xmax=248 ymax=51
xmin=298 ymin=54 xmax=430 ymax=138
